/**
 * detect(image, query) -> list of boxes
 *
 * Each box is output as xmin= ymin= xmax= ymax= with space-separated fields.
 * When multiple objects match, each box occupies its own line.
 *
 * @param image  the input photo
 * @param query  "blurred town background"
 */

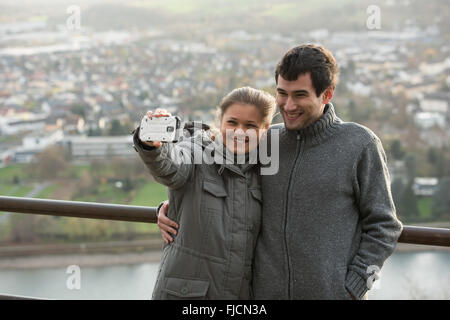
xmin=0 ymin=0 xmax=449 ymax=247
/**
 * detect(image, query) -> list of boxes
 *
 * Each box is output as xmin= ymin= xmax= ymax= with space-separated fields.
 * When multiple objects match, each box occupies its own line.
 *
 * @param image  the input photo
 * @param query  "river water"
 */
xmin=0 ymin=251 xmax=448 ymax=300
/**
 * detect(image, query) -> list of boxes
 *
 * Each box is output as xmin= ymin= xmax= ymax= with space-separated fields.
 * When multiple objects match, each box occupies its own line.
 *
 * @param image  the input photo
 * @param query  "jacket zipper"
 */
xmin=284 ymin=133 xmax=302 ymax=299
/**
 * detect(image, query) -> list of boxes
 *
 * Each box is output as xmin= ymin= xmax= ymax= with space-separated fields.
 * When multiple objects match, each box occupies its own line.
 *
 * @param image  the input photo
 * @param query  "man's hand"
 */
xmin=157 ymin=200 xmax=179 ymax=244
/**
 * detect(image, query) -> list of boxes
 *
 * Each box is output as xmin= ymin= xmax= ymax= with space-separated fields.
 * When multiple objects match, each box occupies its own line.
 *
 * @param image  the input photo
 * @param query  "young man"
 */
xmin=156 ymin=44 xmax=403 ymax=300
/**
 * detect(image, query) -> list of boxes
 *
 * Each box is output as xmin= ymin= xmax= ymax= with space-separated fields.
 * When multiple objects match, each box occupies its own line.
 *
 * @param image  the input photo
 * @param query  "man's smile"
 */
xmin=284 ymin=111 xmax=304 ymax=120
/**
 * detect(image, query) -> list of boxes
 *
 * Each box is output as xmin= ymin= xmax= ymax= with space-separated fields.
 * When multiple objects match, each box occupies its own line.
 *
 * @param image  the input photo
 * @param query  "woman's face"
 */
xmin=219 ymin=103 xmax=267 ymax=155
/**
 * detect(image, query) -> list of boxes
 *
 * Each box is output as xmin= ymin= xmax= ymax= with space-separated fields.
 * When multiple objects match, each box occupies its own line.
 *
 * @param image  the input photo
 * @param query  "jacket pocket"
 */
xmin=162 ymin=277 xmax=210 ymax=299
xmin=203 ymin=180 xmax=227 ymax=197
xmin=201 ymin=180 xmax=227 ymax=213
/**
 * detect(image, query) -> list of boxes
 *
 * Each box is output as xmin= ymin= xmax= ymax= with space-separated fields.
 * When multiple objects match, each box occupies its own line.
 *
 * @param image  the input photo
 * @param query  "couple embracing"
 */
xmin=132 ymin=44 xmax=403 ymax=300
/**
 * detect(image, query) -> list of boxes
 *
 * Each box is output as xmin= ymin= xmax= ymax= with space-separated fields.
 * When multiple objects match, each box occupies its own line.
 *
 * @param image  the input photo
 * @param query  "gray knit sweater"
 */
xmin=252 ymin=103 xmax=403 ymax=300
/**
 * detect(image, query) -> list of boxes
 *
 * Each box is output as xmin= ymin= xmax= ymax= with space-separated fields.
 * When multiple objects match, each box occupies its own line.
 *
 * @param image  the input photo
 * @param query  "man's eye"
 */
xmin=227 ymin=120 xmax=237 ymax=124
xmin=277 ymin=92 xmax=287 ymax=96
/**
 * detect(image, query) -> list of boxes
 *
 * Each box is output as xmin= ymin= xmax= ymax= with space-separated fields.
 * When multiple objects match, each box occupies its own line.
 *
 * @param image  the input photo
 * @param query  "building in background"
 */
xmin=63 ymin=135 xmax=134 ymax=162
xmin=413 ymin=177 xmax=439 ymax=197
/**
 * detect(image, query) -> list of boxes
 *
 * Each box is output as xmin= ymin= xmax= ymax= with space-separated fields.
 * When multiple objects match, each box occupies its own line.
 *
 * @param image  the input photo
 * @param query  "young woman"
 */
xmin=133 ymin=87 xmax=276 ymax=299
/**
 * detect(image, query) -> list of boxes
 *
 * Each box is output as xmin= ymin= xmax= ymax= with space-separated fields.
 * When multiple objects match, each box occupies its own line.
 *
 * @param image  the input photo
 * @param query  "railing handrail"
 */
xmin=0 ymin=195 xmax=156 ymax=223
xmin=397 ymin=225 xmax=450 ymax=247
xmin=0 ymin=293 xmax=46 ymax=300
xmin=1 ymin=195 xmax=450 ymax=247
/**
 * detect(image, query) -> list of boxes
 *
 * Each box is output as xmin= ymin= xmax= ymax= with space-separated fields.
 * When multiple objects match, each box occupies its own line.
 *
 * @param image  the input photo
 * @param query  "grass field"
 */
xmin=130 ymin=181 xmax=167 ymax=207
xmin=0 ymin=164 xmax=26 ymax=181
xmin=0 ymin=184 xmax=33 ymax=197
xmin=0 ymin=163 xmax=168 ymax=206
xmin=417 ymin=198 xmax=433 ymax=220
xmin=129 ymin=181 xmax=168 ymax=233
xmin=35 ymin=184 xmax=58 ymax=199
xmin=73 ymin=183 xmax=128 ymax=204
xmin=0 ymin=184 xmax=18 ymax=196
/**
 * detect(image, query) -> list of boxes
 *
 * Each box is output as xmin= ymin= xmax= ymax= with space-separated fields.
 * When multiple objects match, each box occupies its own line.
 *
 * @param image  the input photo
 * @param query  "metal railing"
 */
xmin=0 ymin=293 xmax=44 ymax=300
xmin=0 ymin=195 xmax=449 ymax=299
xmin=1 ymin=196 xmax=450 ymax=246
xmin=0 ymin=196 xmax=157 ymax=224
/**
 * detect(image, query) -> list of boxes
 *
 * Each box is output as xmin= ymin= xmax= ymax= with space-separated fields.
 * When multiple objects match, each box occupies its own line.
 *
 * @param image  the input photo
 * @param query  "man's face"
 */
xmin=276 ymin=73 xmax=333 ymax=131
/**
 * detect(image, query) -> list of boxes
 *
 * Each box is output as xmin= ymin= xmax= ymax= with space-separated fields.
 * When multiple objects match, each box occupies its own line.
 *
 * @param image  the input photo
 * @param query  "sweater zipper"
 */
xmin=284 ymin=133 xmax=303 ymax=299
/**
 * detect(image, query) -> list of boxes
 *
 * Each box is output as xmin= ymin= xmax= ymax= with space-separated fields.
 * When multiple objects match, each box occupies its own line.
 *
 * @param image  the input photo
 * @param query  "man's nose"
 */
xmin=283 ymin=96 xmax=296 ymax=111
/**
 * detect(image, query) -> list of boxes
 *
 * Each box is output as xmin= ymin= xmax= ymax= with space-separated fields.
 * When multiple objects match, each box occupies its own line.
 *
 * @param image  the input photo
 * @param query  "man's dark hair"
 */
xmin=275 ymin=44 xmax=339 ymax=97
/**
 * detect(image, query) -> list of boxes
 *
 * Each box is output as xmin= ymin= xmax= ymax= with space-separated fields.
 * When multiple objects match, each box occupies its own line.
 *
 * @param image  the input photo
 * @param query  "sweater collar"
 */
xmin=282 ymin=103 xmax=340 ymax=146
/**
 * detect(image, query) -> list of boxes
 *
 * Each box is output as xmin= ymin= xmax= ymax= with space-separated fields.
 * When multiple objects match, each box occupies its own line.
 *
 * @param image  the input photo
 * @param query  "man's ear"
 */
xmin=322 ymin=87 xmax=334 ymax=104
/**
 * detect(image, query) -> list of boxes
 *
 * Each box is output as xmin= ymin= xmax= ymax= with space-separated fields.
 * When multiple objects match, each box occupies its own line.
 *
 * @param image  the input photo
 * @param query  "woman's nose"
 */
xmin=235 ymin=128 xmax=246 ymax=135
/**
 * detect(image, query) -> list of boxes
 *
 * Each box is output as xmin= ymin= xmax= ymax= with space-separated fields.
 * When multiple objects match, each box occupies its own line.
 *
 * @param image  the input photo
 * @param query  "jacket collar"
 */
xmin=214 ymin=141 xmax=257 ymax=177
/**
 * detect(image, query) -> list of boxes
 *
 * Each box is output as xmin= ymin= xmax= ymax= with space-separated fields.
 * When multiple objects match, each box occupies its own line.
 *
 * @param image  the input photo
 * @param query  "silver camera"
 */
xmin=139 ymin=115 xmax=181 ymax=143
